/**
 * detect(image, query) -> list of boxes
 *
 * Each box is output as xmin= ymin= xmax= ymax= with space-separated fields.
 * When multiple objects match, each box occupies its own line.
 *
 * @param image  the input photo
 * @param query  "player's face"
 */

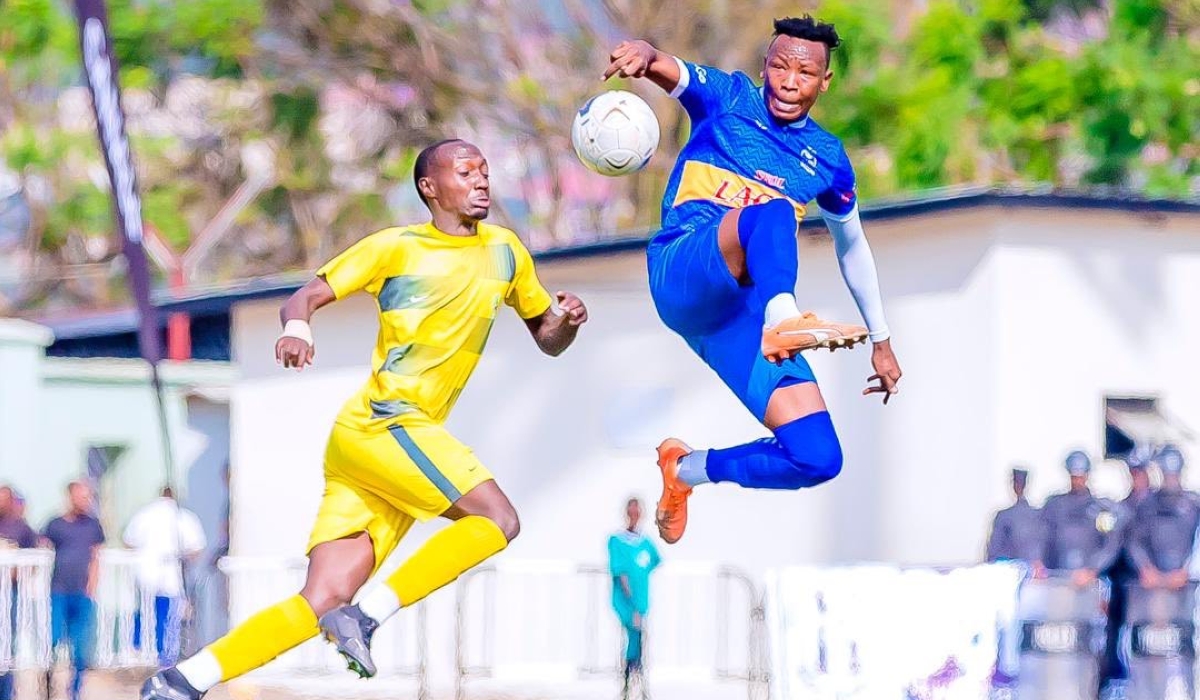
xmin=762 ymin=36 xmax=833 ymax=123
xmin=0 ymin=488 xmax=11 ymax=515
xmin=1069 ymin=474 xmax=1088 ymax=491
xmin=426 ymin=143 xmax=491 ymax=221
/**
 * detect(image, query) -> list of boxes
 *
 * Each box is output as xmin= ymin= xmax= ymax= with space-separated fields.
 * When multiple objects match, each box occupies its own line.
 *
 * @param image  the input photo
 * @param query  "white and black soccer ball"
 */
xmin=571 ymin=90 xmax=660 ymax=177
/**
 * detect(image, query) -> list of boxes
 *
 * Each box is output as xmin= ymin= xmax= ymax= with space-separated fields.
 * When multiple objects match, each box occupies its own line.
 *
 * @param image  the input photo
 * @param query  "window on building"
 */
xmin=1104 ymin=396 xmax=1192 ymax=460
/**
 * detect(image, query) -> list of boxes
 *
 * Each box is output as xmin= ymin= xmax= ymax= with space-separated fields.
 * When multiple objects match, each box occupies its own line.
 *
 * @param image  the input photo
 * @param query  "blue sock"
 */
xmin=738 ymin=198 xmax=800 ymax=305
xmin=705 ymin=412 xmax=843 ymax=490
xmin=678 ymin=449 xmax=711 ymax=486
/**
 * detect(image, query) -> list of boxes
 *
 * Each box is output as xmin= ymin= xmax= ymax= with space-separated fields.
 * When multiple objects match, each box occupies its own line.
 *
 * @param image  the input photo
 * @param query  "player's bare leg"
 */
xmin=143 ymin=534 xmax=375 ymax=699
xmin=309 ymin=535 xmax=380 ymax=677
xmin=320 ymin=480 xmax=518 ymax=678
xmin=716 ymin=204 xmax=867 ymax=361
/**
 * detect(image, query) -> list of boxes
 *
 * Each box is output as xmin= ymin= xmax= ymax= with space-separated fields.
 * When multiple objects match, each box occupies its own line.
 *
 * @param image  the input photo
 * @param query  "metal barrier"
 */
xmin=0 ymin=549 xmax=53 ymax=673
xmin=94 ymin=548 xmax=160 ymax=668
xmin=1124 ymin=583 xmax=1195 ymax=700
xmin=455 ymin=559 xmax=768 ymax=700
xmin=1016 ymin=576 xmax=1107 ymax=700
xmin=219 ymin=556 xmax=428 ymax=699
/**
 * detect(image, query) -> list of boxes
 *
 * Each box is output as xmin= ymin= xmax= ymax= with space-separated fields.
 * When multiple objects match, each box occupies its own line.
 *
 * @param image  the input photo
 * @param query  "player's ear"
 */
xmin=418 ymin=176 xmax=436 ymax=202
xmin=821 ymin=70 xmax=834 ymax=93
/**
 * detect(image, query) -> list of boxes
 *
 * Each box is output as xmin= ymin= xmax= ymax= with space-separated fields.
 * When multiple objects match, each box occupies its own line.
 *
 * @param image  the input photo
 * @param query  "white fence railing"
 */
xmin=0 ymin=549 xmax=53 ymax=672
xmin=0 ymin=548 xmax=161 ymax=671
xmin=455 ymin=560 xmax=769 ymax=700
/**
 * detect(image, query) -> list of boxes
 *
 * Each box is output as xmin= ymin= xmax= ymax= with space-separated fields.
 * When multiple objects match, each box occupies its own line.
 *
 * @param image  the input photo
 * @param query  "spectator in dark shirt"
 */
xmin=42 ymin=482 xmax=105 ymax=700
xmin=0 ymin=485 xmax=38 ymax=700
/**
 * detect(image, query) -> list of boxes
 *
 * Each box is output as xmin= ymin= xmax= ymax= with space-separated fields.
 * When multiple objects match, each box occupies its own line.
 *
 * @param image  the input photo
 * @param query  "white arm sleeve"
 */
xmin=668 ymin=56 xmax=690 ymax=98
xmin=822 ymin=205 xmax=891 ymax=343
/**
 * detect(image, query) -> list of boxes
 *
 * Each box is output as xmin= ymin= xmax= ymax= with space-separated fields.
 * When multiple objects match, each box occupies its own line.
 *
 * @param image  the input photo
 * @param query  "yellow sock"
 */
xmin=358 ymin=516 xmax=507 ymax=620
xmin=210 ymin=594 xmax=318 ymax=681
xmin=391 ymin=515 xmax=508 ymax=605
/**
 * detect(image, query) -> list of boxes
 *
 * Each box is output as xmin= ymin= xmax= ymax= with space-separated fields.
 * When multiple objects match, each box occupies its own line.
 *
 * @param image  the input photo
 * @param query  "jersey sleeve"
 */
xmin=316 ymin=230 xmax=395 ymax=299
xmin=815 ymin=147 xmax=858 ymax=220
xmin=505 ymin=235 xmax=553 ymax=320
xmin=669 ymin=57 xmax=739 ymax=123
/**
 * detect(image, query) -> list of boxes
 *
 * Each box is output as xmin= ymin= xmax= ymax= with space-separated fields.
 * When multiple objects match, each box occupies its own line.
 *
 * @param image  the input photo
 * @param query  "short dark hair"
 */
xmin=413 ymin=138 xmax=464 ymax=205
xmin=772 ymin=15 xmax=841 ymax=65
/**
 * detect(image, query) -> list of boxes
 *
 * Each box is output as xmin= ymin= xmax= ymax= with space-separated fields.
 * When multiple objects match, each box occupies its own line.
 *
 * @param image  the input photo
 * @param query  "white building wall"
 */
xmin=226 ymin=205 xmax=1200 ymax=692
xmin=991 ymin=208 xmax=1200 ymax=506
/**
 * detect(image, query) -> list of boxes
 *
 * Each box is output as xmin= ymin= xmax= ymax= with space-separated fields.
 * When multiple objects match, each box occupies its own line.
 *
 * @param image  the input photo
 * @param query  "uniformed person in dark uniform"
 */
xmin=988 ymin=468 xmax=1044 ymax=689
xmin=1128 ymin=446 xmax=1199 ymax=591
xmin=987 ymin=468 xmax=1043 ymax=563
xmin=1120 ymin=447 xmax=1200 ymax=700
xmin=1036 ymin=450 xmax=1124 ymax=586
xmin=1100 ymin=449 xmax=1156 ymax=694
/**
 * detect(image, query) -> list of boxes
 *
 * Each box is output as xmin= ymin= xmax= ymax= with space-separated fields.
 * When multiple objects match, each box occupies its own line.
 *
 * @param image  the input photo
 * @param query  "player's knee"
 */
xmin=300 ymin=581 xmax=357 ymax=616
xmin=738 ymin=197 xmax=799 ymax=248
xmin=480 ymin=508 xmax=520 ymax=542
xmin=797 ymin=441 xmax=843 ymax=485
xmin=496 ymin=510 xmax=521 ymax=542
xmin=775 ymin=412 xmax=843 ymax=487
xmin=759 ymin=196 xmax=796 ymax=222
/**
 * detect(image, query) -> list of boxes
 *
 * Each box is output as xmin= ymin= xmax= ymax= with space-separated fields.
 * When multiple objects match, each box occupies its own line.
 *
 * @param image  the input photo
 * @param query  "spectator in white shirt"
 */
xmin=124 ymin=487 xmax=206 ymax=667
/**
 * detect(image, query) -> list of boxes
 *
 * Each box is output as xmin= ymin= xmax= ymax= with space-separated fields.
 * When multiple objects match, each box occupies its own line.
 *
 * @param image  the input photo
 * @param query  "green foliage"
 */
xmin=1 ymin=0 xmax=1196 ymax=311
xmin=270 ymin=89 xmax=321 ymax=144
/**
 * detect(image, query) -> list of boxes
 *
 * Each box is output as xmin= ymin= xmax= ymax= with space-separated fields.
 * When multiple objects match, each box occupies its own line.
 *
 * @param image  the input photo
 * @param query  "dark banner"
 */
xmin=72 ymin=0 xmax=162 ymax=364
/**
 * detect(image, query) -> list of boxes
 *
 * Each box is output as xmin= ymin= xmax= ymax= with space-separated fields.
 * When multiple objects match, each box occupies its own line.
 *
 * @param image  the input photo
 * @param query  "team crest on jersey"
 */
xmin=798 ymin=147 xmax=818 ymax=176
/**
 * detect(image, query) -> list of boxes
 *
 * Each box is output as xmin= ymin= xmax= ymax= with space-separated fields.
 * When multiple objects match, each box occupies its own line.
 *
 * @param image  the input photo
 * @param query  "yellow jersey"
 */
xmin=317 ymin=221 xmax=552 ymax=430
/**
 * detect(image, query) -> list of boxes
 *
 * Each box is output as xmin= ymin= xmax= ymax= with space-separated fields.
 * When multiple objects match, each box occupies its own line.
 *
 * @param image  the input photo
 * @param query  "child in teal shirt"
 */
xmin=608 ymin=497 xmax=662 ymax=693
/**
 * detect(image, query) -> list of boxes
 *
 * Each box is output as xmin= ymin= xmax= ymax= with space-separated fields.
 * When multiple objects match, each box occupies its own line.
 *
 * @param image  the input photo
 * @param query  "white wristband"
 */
xmin=280 ymin=319 xmax=313 ymax=346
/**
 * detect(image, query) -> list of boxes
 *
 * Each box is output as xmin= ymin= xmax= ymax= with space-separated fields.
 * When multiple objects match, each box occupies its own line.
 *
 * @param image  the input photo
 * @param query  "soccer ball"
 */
xmin=571 ymin=90 xmax=660 ymax=177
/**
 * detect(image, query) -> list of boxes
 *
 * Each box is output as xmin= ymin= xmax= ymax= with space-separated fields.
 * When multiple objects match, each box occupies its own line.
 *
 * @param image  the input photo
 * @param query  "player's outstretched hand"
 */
xmin=863 ymin=339 xmax=902 ymax=405
xmin=276 ymin=336 xmax=314 ymax=371
xmin=604 ymin=40 xmax=656 ymax=80
xmin=556 ymin=291 xmax=588 ymax=327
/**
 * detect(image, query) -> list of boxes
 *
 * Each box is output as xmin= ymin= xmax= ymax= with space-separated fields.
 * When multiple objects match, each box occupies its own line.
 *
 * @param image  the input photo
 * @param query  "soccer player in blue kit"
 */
xmin=603 ymin=16 xmax=903 ymax=544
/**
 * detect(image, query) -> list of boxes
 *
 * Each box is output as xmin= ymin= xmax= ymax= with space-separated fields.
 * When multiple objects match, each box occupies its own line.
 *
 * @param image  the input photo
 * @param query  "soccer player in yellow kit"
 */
xmin=141 ymin=139 xmax=588 ymax=699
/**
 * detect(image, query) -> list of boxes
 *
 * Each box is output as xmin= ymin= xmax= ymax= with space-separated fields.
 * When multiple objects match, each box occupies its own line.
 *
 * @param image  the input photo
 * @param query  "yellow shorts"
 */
xmin=307 ymin=421 xmax=494 ymax=573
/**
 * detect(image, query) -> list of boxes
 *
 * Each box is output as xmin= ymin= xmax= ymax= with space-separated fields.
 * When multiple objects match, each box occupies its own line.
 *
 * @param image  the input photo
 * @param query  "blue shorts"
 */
xmin=647 ymin=221 xmax=815 ymax=422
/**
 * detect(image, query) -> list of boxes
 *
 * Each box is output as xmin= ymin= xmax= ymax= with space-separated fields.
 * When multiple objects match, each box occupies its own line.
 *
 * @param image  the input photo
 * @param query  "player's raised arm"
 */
xmin=603 ymin=40 xmax=682 ymax=95
xmin=275 ymin=276 xmax=337 ymax=370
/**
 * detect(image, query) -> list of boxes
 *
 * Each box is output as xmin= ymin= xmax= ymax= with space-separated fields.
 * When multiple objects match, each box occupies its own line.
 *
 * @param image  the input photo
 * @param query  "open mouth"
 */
xmin=769 ymin=96 xmax=804 ymax=116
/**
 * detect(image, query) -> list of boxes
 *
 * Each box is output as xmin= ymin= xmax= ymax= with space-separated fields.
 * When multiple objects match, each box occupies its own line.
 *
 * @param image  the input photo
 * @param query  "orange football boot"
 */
xmin=655 ymin=438 xmax=693 ymax=544
xmin=762 ymin=311 xmax=868 ymax=363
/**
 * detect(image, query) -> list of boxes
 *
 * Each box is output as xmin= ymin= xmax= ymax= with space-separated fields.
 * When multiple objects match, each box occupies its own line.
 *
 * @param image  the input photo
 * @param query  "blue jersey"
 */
xmin=656 ymin=59 xmax=858 ymax=244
